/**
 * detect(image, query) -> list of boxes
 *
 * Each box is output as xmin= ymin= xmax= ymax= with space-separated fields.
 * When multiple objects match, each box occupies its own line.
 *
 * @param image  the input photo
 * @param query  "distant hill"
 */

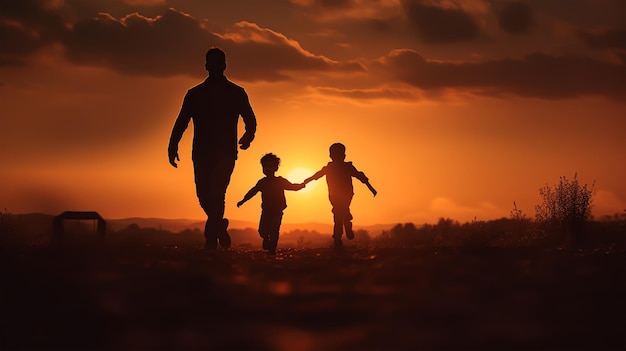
xmin=6 ymin=213 xmax=393 ymax=236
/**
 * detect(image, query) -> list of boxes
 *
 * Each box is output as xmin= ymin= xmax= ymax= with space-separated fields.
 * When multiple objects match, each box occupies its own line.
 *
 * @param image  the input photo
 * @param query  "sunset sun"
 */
xmin=286 ymin=167 xmax=316 ymax=191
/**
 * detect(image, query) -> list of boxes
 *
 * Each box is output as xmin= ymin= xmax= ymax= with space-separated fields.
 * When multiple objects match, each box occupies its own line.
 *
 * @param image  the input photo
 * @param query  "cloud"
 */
xmin=65 ymin=10 xmax=212 ymax=77
xmin=377 ymin=48 xmax=626 ymax=100
xmin=580 ymin=28 xmax=626 ymax=51
xmin=0 ymin=0 xmax=68 ymax=66
xmin=313 ymin=86 xmax=417 ymax=101
xmin=215 ymin=21 xmax=366 ymax=82
xmin=497 ymin=1 xmax=534 ymax=35
xmin=592 ymin=190 xmax=626 ymax=218
xmin=290 ymin=0 xmax=402 ymax=22
xmin=293 ymin=0 xmax=353 ymax=9
xmin=124 ymin=0 xmax=166 ymax=5
xmin=401 ymin=0 xmax=480 ymax=43
xmin=2 ymin=4 xmax=364 ymax=81
xmin=429 ymin=196 xmax=500 ymax=222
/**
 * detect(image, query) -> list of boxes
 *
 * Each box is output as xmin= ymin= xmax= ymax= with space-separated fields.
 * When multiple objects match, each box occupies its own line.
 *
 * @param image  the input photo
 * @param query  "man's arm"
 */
xmin=238 ymin=90 xmax=257 ymax=150
xmin=168 ymin=93 xmax=192 ymax=168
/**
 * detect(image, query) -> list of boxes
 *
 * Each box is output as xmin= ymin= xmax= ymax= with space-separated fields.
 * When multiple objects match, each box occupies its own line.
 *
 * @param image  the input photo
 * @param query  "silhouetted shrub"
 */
xmin=535 ymin=173 xmax=594 ymax=246
xmin=353 ymin=229 xmax=371 ymax=246
xmin=432 ymin=218 xmax=461 ymax=247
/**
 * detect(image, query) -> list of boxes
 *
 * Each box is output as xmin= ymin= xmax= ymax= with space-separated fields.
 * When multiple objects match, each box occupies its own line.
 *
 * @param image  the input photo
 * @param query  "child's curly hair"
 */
xmin=260 ymin=153 xmax=280 ymax=170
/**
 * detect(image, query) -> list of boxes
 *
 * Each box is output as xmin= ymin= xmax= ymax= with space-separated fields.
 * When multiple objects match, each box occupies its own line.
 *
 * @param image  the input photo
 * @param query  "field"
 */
xmin=2 ymin=227 xmax=625 ymax=351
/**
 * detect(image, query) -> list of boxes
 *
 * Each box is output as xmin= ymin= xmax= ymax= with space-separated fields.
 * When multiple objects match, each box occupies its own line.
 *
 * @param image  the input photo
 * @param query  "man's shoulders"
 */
xmin=186 ymin=78 xmax=245 ymax=95
xmin=225 ymin=79 xmax=246 ymax=93
xmin=186 ymin=82 xmax=206 ymax=94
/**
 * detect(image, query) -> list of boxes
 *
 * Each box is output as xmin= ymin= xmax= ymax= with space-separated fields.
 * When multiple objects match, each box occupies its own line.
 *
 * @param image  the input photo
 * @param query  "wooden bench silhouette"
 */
xmin=53 ymin=211 xmax=106 ymax=241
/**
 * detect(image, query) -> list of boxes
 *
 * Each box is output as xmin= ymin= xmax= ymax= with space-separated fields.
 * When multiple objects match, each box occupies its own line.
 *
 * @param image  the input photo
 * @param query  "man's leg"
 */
xmin=194 ymin=157 xmax=235 ymax=250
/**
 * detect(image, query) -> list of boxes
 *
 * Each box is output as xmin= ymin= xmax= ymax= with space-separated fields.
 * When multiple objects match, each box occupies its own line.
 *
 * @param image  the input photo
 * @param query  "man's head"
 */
xmin=261 ymin=153 xmax=280 ymax=175
xmin=205 ymin=47 xmax=226 ymax=76
xmin=329 ymin=143 xmax=346 ymax=162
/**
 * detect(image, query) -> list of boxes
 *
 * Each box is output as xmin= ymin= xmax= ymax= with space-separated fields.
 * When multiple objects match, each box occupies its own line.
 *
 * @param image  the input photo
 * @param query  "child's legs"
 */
xmin=259 ymin=209 xmax=283 ymax=250
xmin=268 ymin=211 xmax=283 ymax=250
xmin=330 ymin=195 xmax=352 ymax=239
xmin=258 ymin=210 xmax=270 ymax=238
xmin=343 ymin=196 xmax=353 ymax=224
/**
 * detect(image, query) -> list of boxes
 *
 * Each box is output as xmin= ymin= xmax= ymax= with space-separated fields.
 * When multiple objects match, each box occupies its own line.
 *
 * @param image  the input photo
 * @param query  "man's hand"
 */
xmin=238 ymin=132 xmax=254 ymax=150
xmin=239 ymin=141 xmax=251 ymax=150
xmin=169 ymin=151 xmax=180 ymax=168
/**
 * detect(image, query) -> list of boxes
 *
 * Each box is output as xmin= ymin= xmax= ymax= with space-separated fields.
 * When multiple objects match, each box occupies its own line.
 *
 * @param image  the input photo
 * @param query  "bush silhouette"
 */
xmin=535 ymin=173 xmax=594 ymax=245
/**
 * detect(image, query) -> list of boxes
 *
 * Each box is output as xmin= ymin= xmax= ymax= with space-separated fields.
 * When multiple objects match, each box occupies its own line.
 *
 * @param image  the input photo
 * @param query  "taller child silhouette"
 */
xmin=168 ymin=47 xmax=257 ymax=250
xmin=304 ymin=143 xmax=377 ymax=249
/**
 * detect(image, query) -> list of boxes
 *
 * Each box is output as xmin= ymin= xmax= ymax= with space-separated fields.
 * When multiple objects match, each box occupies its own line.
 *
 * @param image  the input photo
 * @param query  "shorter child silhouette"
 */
xmin=237 ymin=153 xmax=305 ymax=255
xmin=304 ymin=143 xmax=377 ymax=249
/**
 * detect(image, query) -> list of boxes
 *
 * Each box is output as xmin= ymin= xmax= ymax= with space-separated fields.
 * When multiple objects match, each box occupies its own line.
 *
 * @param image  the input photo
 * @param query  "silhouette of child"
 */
xmin=237 ymin=153 xmax=305 ymax=255
xmin=304 ymin=143 xmax=377 ymax=249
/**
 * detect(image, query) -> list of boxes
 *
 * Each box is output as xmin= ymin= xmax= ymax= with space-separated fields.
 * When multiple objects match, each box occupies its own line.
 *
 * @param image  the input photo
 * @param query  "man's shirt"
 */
xmin=169 ymin=75 xmax=256 ymax=159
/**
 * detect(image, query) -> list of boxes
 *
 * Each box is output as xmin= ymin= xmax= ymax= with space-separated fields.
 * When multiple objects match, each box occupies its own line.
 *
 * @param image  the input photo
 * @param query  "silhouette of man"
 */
xmin=168 ymin=47 xmax=257 ymax=250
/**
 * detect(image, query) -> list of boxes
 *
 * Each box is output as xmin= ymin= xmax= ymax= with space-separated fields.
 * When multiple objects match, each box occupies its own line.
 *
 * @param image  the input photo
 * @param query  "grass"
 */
xmin=1 ymin=221 xmax=625 ymax=351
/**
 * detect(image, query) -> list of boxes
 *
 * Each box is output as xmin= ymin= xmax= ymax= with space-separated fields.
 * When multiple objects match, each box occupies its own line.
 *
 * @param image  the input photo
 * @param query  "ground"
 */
xmin=1 ymin=242 xmax=625 ymax=351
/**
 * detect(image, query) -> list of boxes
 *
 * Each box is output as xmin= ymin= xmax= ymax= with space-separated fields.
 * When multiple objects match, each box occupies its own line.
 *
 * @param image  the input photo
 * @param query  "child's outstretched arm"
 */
xmin=237 ymin=186 xmax=259 ymax=207
xmin=303 ymin=168 xmax=325 ymax=184
xmin=354 ymin=169 xmax=377 ymax=196
xmin=365 ymin=181 xmax=377 ymax=197
xmin=291 ymin=183 xmax=306 ymax=191
xmin=284 ymin=178 xmax=306 ymax=191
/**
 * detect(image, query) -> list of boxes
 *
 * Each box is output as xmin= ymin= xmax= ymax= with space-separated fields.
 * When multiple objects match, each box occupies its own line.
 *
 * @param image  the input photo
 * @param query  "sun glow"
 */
xmin=285 ymin=167 xmax=316 ymax=191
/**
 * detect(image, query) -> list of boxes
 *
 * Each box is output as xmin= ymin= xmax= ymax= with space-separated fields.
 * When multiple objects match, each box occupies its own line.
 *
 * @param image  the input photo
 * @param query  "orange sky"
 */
xmin=1 ymin=0 xmax=625 ymax=226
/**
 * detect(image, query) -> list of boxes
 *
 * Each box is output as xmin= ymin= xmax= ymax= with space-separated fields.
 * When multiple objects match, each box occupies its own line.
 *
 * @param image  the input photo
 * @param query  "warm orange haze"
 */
xmin=1 ymin=0 xmax=625 ymax=227
xmin=2 ymin=3 xmax=625 ymax=351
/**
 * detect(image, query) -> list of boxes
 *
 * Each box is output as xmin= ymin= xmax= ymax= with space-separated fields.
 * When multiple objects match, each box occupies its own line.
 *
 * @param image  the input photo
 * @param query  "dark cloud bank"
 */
xmin=1 ymin=1 xmax=625 ymax=101
xmin=378 ymin=49 xmax=626 ymax=100
xmin=1 ymin=3 xmax=364 ymax=81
